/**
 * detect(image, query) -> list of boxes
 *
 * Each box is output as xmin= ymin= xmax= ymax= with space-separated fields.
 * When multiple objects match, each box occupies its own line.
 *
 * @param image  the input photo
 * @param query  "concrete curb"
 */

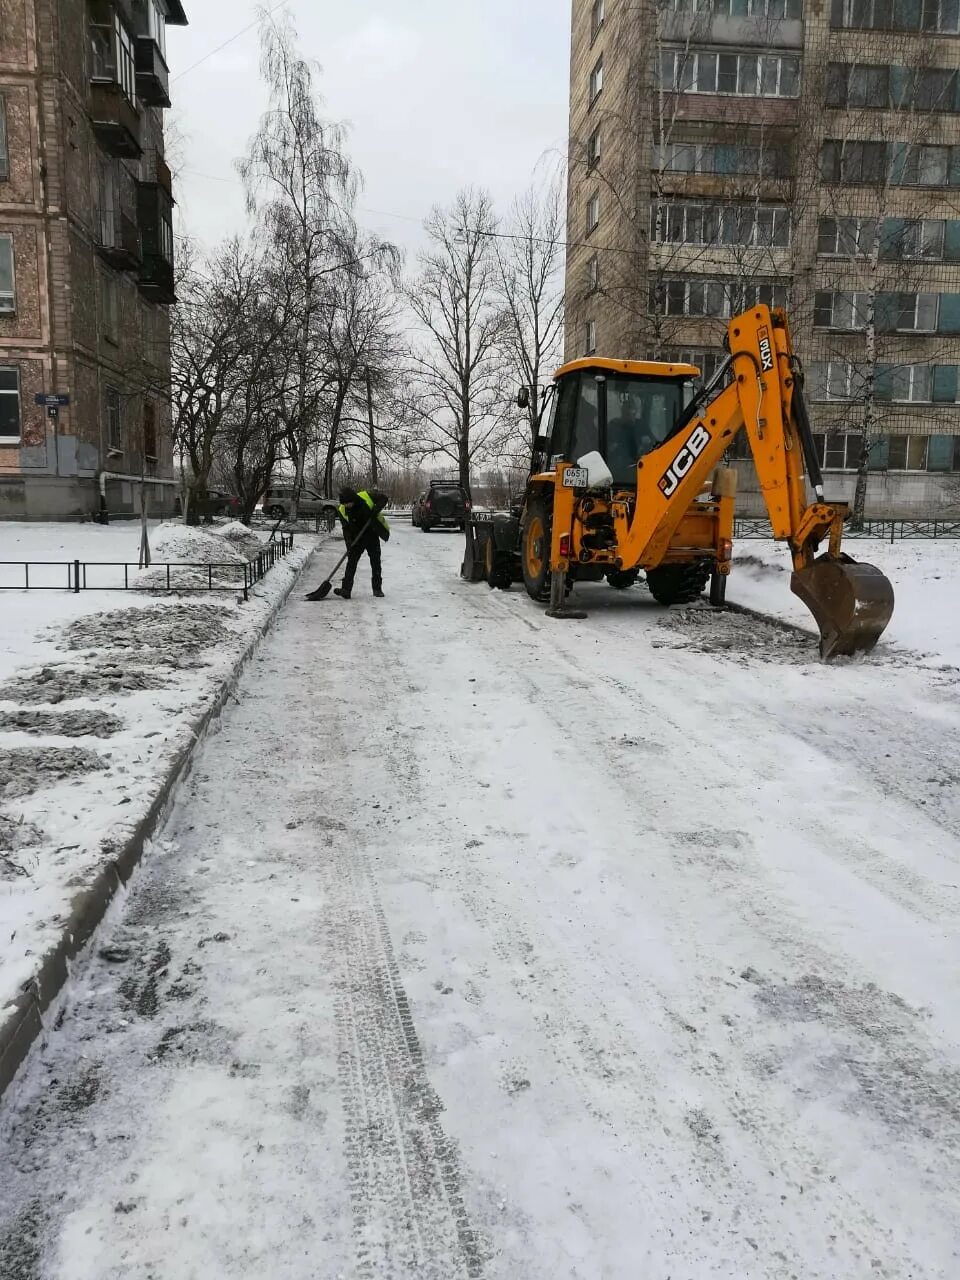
xmin=0 ymin=544 xmax=316 ymax=1104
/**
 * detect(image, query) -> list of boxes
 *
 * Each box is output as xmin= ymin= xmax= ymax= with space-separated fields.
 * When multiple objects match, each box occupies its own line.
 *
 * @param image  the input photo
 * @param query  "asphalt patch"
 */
xmin=653 ymin=607 xmax=815 ymax=664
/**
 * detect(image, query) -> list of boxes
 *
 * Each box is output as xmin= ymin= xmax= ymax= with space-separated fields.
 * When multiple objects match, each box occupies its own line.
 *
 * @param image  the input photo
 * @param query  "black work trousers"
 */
xmin=341 ymin=533 xmax=382 ymax=595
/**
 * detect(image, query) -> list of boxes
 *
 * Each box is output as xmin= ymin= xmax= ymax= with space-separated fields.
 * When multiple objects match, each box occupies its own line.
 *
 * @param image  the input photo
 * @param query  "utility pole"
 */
xmin=365 ymin=366 xmax=379 ymax=486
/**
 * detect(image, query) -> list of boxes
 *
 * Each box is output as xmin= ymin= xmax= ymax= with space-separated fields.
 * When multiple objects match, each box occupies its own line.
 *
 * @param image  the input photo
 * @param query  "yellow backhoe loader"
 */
xmin=466 ymin=305 xmax=894 ymax=659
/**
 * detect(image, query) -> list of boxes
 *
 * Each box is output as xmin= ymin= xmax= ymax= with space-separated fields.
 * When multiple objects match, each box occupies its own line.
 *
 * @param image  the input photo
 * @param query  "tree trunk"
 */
xmin=365 ymin=367 xmax=379 ymax=486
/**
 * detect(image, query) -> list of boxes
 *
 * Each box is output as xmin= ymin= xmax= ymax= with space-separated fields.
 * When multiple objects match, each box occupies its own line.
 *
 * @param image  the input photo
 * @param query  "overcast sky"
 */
xmin=165 ymin=1 xmax=570 ymax=263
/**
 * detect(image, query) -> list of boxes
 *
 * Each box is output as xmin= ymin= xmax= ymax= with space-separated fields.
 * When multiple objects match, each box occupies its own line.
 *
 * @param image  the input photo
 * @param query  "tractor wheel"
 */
xmin=607 ymin=568 xmax=640 ymax=591
xmin=646 ymin=561 xmax=711 ymax=606
xmin=483 ymin=533 xmax=513 ymax=591
xmin=521 ymin=496 xmax=552 ymax=603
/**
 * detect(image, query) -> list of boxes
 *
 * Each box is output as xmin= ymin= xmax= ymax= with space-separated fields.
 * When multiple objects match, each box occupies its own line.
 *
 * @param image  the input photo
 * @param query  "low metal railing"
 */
xmin=0 ymin=534 xmax=294 ymax=601
xmin=734 ymin=518 xmax=960 ymax=541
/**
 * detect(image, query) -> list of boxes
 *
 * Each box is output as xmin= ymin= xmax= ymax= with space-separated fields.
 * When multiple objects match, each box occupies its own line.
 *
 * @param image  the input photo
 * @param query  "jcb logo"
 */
xmin=658 ymin=423 xmax=711 ymax=498
xmin=758 ymin=325 xmax=774 ymax=373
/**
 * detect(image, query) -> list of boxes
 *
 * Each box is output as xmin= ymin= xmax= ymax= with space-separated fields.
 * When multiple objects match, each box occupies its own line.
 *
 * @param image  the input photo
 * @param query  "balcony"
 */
xmin=136 ymin=181 xmax=176 ymax=304
xmin=89 ymin=81 xmax=142 ymax=158
xmin=135 ymin=37 xmax=170 ymax=107
xmin=138 ymin=253 xmax=175 ymax=303
xmin=96 ymin=208 xmax=142 ymax=270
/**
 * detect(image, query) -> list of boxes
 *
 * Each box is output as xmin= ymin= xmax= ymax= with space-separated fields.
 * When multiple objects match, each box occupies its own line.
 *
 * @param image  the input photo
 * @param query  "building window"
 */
xmin=586 ymin=254 xmax=600 ymax=292
xmin=0 ymin=367 xmax=20 ymax=439
xmin=655 ymin=201 xmax=790 ymax=248
xmin=659 ymin=49 xmax=800 ymax=98
xmin=876 ymin=291 xmax=939 ymax=332
xmin=0 ymin=235 xmax=15 ymax=314
xmin=822 ymin=139 xmax=960 ymax=187
xmin=590 ymin=55 xmax=604 ymax=104
xmin=0 ymin=98 xmax=8 ymax=182
xmin=656 ymin=140 xmax=790 ymax=178
xmin=831 ymin=0 xmax=960 ymax=32
xmin=669 ymin=0 xmax=802 ymax=14
xmin=591 ymin=0 xmax=605 ymax=40
xmin=143 ymin=401 xmax=158 ymax=460
xmin=887 ymin=435 xmax=929 ymax=469
xmin=813 ymin=290 xmax=874 ymax=329
xmin=587 ymin=125 xmax=601 ymax=168
xmin=106 ymin=385 xmax=122 ymax=453
xmin=667 ymin=349 xmax=728 ymax=383
xmin=585 ymin=320 xmax=597 ymax=355
xmin=102 ymin=274 xmax=119 ymax=344
xmin=651 ymin=277 xmax=787 ymax=318
xmin=90 ymin=14 xmax=137 ymax=105
xmin=586 ymin=190 xmax=600 ymax=234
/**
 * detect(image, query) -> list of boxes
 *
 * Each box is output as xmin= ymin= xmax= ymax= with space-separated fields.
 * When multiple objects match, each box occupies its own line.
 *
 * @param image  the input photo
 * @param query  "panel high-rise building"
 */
xmin=566 ymin=0 xmax=960 ymax=514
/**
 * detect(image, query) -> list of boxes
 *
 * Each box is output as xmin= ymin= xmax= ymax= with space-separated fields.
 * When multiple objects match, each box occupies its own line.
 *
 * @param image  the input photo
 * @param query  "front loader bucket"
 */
xmin=790 ymin=553 xmax=894 ymax=661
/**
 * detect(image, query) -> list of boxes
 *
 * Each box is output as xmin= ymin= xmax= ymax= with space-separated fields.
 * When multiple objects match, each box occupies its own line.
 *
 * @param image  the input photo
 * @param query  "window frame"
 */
xmin=591 ymin=0 xmax=605 ymax=41
xmin=661 ymin=48 xmax=800 ymax=98
xmin=585 ymin=319 xmax=597 ymax=355
xmin=105 ymin=385 xmax=122 ymax=455
xmin=0 ymin=233 xmax=16 ymax=315
xmin=102 ymin=272 xmax=119 ymax=345
xmin=589 ymin=54 xmax=604 ymax=104
xmin=586 ymin=190 xmax=600 ymax=235
xmin=0 ymin=365 xmax=21 ymax=442
xmin=0 ymin=97 xmax=8 ymax=182
xmin=587 ymin=125 xmax=601 ymax=169
xmin=143 ymin=400 xmax=158 ymax=461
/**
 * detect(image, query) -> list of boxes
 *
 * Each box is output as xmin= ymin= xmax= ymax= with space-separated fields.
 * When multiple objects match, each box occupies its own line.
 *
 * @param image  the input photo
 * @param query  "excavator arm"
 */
xmin=611 ymin=305 xmax=894 ymax=658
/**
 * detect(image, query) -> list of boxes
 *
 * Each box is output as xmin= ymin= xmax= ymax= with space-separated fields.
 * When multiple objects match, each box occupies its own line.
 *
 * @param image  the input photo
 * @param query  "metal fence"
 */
xmin=0 ymin=534 xmax=295 ymax=601
xmin=734 ymin=518 xmax=960 ymax=541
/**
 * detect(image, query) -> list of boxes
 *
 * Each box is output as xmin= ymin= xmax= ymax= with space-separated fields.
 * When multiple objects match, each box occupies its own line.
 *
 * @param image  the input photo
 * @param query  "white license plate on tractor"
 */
xmin=562 ymin=467 xmax=589 ymax=489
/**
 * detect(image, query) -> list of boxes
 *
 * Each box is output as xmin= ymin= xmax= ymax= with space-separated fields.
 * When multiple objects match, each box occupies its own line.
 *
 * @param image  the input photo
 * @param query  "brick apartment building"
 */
xmin=566 ymin=0 xmax=960 ymax=516
xmin=0 ymin=0 xmax=185 ymax=521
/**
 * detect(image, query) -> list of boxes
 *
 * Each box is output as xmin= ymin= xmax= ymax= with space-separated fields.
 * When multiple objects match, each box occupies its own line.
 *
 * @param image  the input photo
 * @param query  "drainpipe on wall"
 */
xmin=96 ymin=471 xmax=178 ymax=524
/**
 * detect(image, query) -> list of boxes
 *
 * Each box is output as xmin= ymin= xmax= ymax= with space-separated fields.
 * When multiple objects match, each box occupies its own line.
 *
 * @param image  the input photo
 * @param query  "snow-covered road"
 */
xmin=2 ymin=525 xmax=959 ymax=1279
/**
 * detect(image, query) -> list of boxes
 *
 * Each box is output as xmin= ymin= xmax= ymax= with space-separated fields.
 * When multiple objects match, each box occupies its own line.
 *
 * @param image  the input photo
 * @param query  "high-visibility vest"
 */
xmin=339 ymin=491 xmax=390 ymax=534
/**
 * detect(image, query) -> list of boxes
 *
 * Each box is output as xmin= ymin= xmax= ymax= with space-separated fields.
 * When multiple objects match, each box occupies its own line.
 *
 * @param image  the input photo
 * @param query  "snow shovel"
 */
xmin=305 ymin=514 xmax=377 ymax=600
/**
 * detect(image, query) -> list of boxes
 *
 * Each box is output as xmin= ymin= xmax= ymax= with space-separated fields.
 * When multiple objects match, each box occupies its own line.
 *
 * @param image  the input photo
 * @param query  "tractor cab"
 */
xmin=533 ymin=358 xmax=699 ymax=487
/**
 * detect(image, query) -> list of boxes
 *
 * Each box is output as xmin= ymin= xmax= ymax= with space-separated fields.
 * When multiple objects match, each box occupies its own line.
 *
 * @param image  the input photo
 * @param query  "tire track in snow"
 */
xmin=319 ymin=604 xmax=485 ymax=1280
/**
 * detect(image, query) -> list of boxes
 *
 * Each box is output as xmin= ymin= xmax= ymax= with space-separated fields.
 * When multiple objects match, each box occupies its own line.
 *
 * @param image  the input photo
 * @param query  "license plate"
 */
xmin=562 ymin=467 xmax=589 ymax=489
xmin=471 ymin=511 xmax=495 ymax=523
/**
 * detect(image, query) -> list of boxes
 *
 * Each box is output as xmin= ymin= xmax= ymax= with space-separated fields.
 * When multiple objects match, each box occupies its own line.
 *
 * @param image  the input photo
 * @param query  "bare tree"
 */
xmin=239 ymin=9 xmax=358 ymax=521
xmin=494 ymin=173 xmax=565 ymax=445
xmin=403 ymin=189 xmax=510 ymax=496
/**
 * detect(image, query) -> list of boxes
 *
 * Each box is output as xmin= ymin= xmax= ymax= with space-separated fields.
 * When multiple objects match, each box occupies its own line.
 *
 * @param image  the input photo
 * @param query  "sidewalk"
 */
xmin=0 ymin=520 xmax=316 ymax=1098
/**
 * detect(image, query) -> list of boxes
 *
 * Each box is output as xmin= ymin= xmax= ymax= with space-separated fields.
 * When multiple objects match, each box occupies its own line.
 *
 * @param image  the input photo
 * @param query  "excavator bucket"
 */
xmin=790 ymin=553 xmax=895 ymax=661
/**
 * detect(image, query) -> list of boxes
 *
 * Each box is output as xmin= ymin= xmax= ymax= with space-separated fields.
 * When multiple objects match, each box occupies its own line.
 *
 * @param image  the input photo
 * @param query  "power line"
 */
xmin=179 ymin=166 xmax=656 ymax=259
xmin=171 ymin=0 xmax=290 ymax=83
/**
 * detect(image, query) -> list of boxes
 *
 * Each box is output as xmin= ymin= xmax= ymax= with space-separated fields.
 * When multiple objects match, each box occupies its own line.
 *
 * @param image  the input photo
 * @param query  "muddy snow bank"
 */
xmin=727 ymin=538 xmax=960 ymax=667
xmin=0 ymin=529 xmax=315 ymax=1023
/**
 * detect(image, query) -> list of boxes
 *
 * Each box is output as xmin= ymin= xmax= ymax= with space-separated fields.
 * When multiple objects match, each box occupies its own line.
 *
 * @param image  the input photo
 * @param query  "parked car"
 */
xmin=174 ymin=489 xmax=241 ymax=520
xmin=261 ymin=485 xmax=339 ymax=525
xmin=412 ymin=481 xmax=470 ymax=531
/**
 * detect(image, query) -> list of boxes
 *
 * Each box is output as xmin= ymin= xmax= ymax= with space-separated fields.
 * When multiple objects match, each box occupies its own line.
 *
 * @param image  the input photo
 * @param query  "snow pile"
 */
xmin=218 ymin=521 xmax=265 ymax=560
xmin=58 ymin=603 xmax=232 ymax=664
xmin=0 ymin=746 xmax=106 ymax=801
xmin=137 ymin=523 xmax=259 ymax=592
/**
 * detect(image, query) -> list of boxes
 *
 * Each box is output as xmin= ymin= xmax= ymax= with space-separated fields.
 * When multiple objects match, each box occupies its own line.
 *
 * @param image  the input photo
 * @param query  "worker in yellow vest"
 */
xmin=310 ymin=486 xmax=390 ymax=600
